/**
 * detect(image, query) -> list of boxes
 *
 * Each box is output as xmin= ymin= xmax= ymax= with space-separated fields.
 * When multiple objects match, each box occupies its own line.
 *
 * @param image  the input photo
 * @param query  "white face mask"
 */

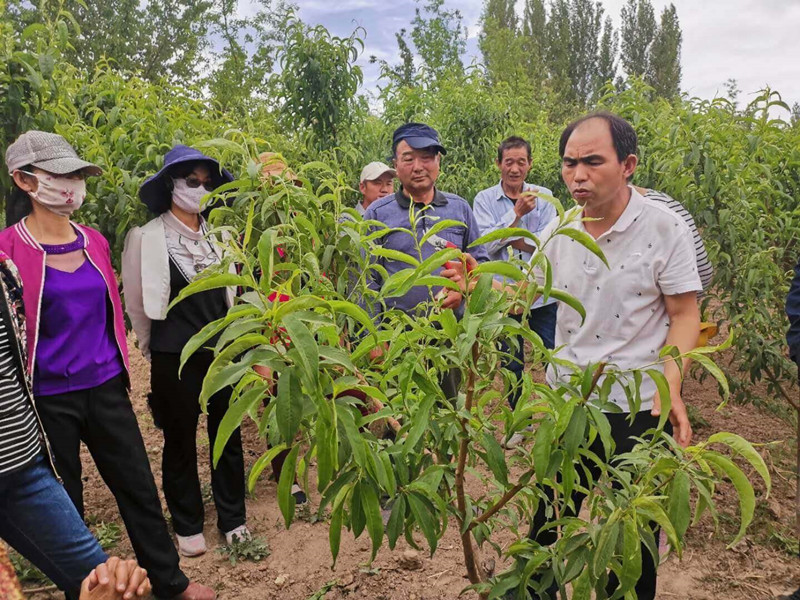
xmin=171 ymin=178 xmax=207 ymax=214
xmin=22 ymin=171 xmax=86 ymax=217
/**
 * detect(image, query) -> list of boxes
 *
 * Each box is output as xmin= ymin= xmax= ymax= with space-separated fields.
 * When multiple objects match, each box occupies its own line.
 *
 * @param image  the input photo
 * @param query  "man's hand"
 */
xmin=513 ymin=191 xmax=537 ymax=218
xmin=441 ymin=254 xmax=479 ymax=292
xmin=652 ymin=391 xmax=693 ymax=448
xmin=81 ymin=557 xmax=151 ymax=600
xmin=369 ymin=343 xmax=388 ymax=362
xmin=440 ymin=289 xmax=463 ymax=310
xmin=509 ymin=238 xmax=537 ymax=254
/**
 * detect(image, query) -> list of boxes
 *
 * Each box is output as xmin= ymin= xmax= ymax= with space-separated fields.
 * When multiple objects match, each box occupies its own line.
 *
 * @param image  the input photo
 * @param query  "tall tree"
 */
xmin=567 ymin=0 xmax=604 ymax=105
xmin=479 ymin=0 xmax=520 ymax=84
xmin=411 ymin=0 xmax=467 ymax=81
xmin=520 ymin=0 xmax=548 ymax=82
xmin=545 ymin=0 xmax=573 ymax=101
xmin=595 ymin=15 xmax=618 ymax=101
xmin=647 ymin=3 xmax=682 ymax=98
xmin=370 ymin=30 xmax=417 ymax=88
xmin=620 ymin=0 xmax=656 ymax=79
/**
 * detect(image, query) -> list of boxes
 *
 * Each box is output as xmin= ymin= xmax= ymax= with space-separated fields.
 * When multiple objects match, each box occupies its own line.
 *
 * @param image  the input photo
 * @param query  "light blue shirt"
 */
xmin=473 ymin=181 xmax=557 ymax=306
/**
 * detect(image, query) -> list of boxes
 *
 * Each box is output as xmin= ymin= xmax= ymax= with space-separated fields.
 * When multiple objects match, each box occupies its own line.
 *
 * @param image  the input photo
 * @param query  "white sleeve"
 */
xmin=121 ymin=227 xmax=152 ymax=361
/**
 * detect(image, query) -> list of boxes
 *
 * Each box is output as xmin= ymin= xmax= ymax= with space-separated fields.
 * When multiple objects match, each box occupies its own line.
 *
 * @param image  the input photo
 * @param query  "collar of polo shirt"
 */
xmin=578 ymin=185 xmax=645 ymax=237
xmin=394 ymin=187 xmax=449 ymax=209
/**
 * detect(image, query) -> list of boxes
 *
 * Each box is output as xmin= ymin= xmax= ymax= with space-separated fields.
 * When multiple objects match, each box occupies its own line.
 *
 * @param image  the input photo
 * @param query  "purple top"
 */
xmin=34 ymin=257 xmax=124 ymax=396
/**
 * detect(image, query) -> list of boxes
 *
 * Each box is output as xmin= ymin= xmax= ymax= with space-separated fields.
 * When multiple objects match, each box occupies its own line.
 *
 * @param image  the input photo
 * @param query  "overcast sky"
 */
xmin=247 ymin=0 xmax=799 ymax=114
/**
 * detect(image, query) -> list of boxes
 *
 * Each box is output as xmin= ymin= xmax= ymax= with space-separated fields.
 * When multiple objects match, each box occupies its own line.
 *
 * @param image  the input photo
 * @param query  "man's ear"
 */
xmin=359 ymin=181 xmax=367 ymax=194
xmin=622 ymin=154 xmax=638 ymax=181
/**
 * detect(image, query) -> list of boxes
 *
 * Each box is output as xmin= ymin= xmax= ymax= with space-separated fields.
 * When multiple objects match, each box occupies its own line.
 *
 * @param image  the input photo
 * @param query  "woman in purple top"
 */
xmin=0 ymin=131 xmax=215 ymax=600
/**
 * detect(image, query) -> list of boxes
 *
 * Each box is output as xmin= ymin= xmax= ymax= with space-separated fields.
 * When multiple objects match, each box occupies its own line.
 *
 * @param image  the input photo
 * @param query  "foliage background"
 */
xmin=1 ymin=0 xmax=798 ymax=419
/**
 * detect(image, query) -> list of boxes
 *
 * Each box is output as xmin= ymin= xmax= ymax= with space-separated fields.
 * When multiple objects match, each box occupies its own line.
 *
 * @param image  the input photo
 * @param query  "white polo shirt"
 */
xmin=534 ymin=187 xmax=702 ymax=412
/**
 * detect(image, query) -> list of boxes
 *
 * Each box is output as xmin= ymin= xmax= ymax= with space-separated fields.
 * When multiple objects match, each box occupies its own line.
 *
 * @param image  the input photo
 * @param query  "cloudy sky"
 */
xmin=261 ymin=0 xmax=800 ymax=115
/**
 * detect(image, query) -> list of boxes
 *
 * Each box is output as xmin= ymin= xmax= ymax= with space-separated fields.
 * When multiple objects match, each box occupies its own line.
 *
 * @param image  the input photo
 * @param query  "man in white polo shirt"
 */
xmin=444 ymin=112 xmax=701 ymax=599
xmin=357 ymin=161 xmax=395 ymax=215
xmin=532 ymin=112 xmax=701 ymax=599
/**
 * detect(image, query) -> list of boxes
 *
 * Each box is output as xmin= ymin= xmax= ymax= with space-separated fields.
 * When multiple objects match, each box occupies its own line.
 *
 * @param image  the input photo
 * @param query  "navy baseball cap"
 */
xmin=392 ymin=122 xmax=447 ymax=155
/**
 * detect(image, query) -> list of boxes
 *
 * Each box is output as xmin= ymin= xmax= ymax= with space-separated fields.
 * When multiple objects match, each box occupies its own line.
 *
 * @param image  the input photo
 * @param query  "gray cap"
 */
xmin=360 ymin=161 xmax=396 ymax=183
xmin=5 ymin=131 xmax=102 ymax=176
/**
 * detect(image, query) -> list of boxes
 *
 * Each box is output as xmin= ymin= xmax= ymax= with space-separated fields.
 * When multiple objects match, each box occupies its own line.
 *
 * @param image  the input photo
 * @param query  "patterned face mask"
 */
xmin=21 ymin=171 xmax=86 ymax=217
xmin=171 ymin=178 xmax=207 ymax=214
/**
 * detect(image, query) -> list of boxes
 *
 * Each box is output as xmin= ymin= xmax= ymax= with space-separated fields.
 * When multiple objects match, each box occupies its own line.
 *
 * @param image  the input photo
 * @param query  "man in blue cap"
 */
xmin=362 ymin=123 xmax=489 ymax=394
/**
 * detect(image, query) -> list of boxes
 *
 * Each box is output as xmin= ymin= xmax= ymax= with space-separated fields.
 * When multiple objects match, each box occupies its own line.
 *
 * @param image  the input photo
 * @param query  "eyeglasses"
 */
xmin=184 ymin=175 xmax=216 ymax=191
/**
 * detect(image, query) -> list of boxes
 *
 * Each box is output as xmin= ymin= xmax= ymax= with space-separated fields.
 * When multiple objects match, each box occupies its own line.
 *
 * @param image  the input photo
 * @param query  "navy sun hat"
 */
xmin=138 ymin=144 xmax=235 ymax=214
xmin=392 ymin=122 xmax=447 ymax=155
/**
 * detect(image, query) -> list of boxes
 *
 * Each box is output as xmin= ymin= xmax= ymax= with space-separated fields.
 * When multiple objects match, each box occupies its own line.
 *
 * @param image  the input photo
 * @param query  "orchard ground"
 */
xmin=23 ymin=333 xmax=799 ymax=600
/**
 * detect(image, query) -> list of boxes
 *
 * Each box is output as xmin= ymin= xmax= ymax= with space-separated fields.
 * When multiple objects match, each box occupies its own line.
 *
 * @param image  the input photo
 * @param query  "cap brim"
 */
xmin=361 ymin=167 xmax=397 ymax=182
xmin=31 ymin=157 xmax=103 ymax=177
xmin=400 ymin=136 xmax=447 ymax=155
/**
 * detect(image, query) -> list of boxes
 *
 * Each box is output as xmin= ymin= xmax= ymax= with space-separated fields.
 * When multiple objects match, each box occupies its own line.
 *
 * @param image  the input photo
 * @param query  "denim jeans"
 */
xmin=0 ymin=454 xmax=107 ymax=599
xmin=501 ymin=302 xmax=558 ymax=409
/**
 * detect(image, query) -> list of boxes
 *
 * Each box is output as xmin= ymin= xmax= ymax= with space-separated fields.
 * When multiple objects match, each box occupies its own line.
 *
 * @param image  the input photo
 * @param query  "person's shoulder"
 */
xmin=441 ymin=191 xmax=472 ymax=210
xmin=363 ymin=194 xmax=397 ymax=223
xmin=640 ymin=195 xmax=692 ymax=237
xmin=473 ymin=183 xmax=502 ymax=204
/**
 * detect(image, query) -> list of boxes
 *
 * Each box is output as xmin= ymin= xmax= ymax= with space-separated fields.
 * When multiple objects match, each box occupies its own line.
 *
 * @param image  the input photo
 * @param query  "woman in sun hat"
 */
xmin=121 ymin=144 xmax=250 ymax=558
xmin=0 ymin=131 xmax=215 ymax=600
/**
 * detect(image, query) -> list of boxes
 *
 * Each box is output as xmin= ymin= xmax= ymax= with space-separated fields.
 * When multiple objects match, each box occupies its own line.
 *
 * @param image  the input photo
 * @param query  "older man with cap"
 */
xmin=362 ymin=123 xmax=488 ymax=396
xmin=357 ymin=161 xmax=395 ymax=215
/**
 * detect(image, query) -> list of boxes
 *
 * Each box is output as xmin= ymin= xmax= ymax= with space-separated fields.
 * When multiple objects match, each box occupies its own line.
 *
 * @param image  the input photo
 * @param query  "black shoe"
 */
xmin=291 ymin=483 xmax=307 ymax=505
xmin=779 ymin=587 xmax=800 ymax=600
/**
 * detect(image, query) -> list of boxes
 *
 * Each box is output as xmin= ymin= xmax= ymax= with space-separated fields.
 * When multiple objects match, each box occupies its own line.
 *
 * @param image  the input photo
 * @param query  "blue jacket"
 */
xmin=786 ymin=255 xmax=800 ymax=365
xmin=363 ymin=188 xmax=489 ymax=318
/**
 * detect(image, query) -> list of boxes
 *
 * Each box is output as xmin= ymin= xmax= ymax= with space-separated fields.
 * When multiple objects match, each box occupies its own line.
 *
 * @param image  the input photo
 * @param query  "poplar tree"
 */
xmin=647 ymin=3 xmax=682 ymax=98
xmin=479 ymin=0 xmax=520 ymax=84
xmin=620 ymin=0 xmax=656 ymax=79
xmin=595 ymin=15 xmax=618 ymax=100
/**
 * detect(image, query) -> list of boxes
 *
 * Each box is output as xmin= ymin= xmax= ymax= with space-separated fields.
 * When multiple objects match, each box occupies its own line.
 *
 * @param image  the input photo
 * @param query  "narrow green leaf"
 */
xmin=277 ymin=444 xmax=301 ymax=528
xmin=361 ymin=482 xmax=384 ymax=561
xmin=213 ymin=385 xmax=263 ymax=468
xmin=703 ymin=452 xmax=756 ymax=546
xmin=276 ymin=367 xmax=303 ymax=444
xmin=667 ymin=470 xmax=691 ymax=542
xmin=481 ymin=431 xmax=509 ymax=486
xmin=706 ymin=432 xmax=771 ymax=494
xmin=282 ymin=314 xmax=319 ymax=388
xmin=248 ymin=443 xmax=288 ymax=492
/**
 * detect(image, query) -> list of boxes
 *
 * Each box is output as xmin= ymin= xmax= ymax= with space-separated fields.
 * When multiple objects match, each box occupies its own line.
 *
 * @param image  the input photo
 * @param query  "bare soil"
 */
xmin=25 ymin=335 xmax=799 ymax=600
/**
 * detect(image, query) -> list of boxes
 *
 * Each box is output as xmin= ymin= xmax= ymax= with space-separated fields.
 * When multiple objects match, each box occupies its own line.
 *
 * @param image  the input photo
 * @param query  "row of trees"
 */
xmin=480 ymin=0 xmax=682 ymax=107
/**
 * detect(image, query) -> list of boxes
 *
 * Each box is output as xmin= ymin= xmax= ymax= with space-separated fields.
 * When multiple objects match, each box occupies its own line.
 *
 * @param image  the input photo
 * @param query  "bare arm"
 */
xmin=653 ymin=291 xmax=700 ymax=447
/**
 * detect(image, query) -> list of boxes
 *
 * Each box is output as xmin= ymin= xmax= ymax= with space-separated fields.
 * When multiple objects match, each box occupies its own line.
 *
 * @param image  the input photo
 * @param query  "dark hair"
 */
xmin=497 ymin=136 xmax=531 ymax=162
xmin=558 ymin=111 xmax=638 ymax=162
xmin=6 ymin=166 xmax=34 ymax=226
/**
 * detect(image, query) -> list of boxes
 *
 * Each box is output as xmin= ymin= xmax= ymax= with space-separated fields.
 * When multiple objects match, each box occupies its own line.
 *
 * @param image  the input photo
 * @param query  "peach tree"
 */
xmin=174 ymin=146 xmax=767 ymax=600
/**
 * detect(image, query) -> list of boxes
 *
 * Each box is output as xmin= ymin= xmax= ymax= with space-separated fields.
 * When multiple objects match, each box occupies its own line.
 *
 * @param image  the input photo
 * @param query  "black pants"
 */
xmin=500 ymin=303 xmax=558 ymax=409
xmin=36 ymin=374 xmax=189 ymax=599
xmin=527 ymin=411 xmax=669 ymax=600
xmin=150 ymin=351 xmax=246 ymax=536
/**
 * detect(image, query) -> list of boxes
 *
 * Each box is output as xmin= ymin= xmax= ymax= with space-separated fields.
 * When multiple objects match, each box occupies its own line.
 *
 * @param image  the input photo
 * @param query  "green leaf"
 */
xmin=481 ymin=431 xmax=509 ymax=486
xmin=592 ymin=516 xmax=621 ymax=575
xmin=407 ymin=493 xmax=439 ymax=555
xmin=703 ymin=452 xmax=756 ymax=546
xmin=555 ymin=226 xmax=608 ymax=268
xmin=706 ymin=432 xmax=771 ymax=494
xmin=546 ymin=288 xmax=586 ymax=324
xmin=277 ymin=444 xmax=301 ymax=528
xmin=213 ymin=385 xmax=263 ymax=468
xmin=327 ymin=299 xmax=377 ymax=336
xmin=372 ymin=247 xmax=420 ymax=267
xmin=471 ymin=227 xmax=540 ymax=248
xmin=179 ymin=306 xmax=260 ymax=372
xmin=361 ymin=481 xmax=384 ymax=561
xmin=386 ymin=495 xmax=406 ymax=550
xmin=667 ymin=469 xmax=691 ymax=542
xmin=276 ymin=367 xmax=303 ymax=444
xmin=282 ymin=314 xmax=319 ymax=389
xmin=402 ymin=394 xmax=436 ymax=456
xmin=420 ymin=219 xmax=467 ymax=246
xmin=613 ymin=516 xmax=642 ymax=598
xmin=248 ymin=443 xmax=288 ymax=492
xmin=472 ymin=261 xmax=527 ymax=282
xmin=169 ymin=273 xmax=249 ymax=310
xmin=533 ymin=420 xmax=554 ymax=481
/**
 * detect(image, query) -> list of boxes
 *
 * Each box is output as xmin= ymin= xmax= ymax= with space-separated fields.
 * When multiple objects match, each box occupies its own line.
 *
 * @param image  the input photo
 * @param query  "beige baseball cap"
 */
xmin=359 ymin=161 xmax=396 ymax=183
xmin=6 ymin=130 xmax=102 ymax=176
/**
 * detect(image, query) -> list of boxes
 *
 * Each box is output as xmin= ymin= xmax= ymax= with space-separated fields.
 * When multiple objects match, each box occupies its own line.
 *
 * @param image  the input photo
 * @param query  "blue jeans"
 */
xmin=501 ymin=302 xmax=558 ymax=409
xmin=0 ymin=454 xmax=106 ymax=598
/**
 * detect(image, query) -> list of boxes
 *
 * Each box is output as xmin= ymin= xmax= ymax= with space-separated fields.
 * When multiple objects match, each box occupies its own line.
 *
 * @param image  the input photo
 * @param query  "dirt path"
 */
xmin=26 ymin=338 xmax=799 ymax=599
